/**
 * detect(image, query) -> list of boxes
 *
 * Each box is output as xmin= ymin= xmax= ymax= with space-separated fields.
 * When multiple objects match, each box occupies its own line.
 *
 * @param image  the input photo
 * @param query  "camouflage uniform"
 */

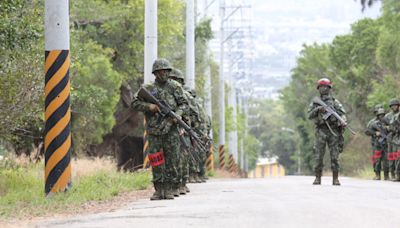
xmin=365 ymin=108 xmax=388 ymax=179
xmin=392 ymin=112 xmax=400 ymax=181
xmin=168 ymin=68 xmax=194 ymax=193
xmin=192 ymin=94 xmax=209 ymax=181
xmin=384 ymin=98 xmax=400 ymax=180
xmin=364 ymin=104 xmax=382 ymax=179
xmin=131 ymin=59 xmax=188 ymax=200
xmin=184 ymin=87 xmax=202 ymax=183
xmin=308 ymin=78 xmax=346 ymax=186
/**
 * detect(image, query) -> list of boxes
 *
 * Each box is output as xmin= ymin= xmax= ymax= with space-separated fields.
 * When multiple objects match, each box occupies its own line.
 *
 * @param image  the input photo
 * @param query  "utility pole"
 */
xmin=218 ymin=0 xmax=226 ymax=169
xmin=44 ymin=0 xmax=71 ymax=195
xmin=144 ymin=0 xmax=158 ymax=84
xmin=186 ymin=0 xmax=195 ymax=89
xmin=143 ymin=0 xmax=158 ymax=168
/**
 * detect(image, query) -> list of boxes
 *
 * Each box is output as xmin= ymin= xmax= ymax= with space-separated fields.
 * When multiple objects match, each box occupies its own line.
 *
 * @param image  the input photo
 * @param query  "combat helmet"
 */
xmin=376 ymin=108 xmax=386 ymax=116
xmin=316 ymin=78 xmax=332 ymax=89
xmin=183 ymin=86 xmax=197 ymax=97
xmin=152 ymin=58 xmax=172 ymax=73
xmin=373 ymin=104 xmax=383 ymax=114
xmin=389 ymin=98 xmax=400 ymax=107
xmin=169 ymin=68 xmax=184 ymax=80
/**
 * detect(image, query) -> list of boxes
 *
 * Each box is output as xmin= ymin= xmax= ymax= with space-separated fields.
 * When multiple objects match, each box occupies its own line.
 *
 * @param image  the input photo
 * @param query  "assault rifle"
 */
xmin=312 ymin=96 xmax=356 ymax=135
xmin=138 ymin=87 xmax=207 ymax=152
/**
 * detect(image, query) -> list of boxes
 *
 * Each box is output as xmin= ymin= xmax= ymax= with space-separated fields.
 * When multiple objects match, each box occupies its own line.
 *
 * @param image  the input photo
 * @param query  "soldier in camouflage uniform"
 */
xmin=364 ymin=104 xmax=384 ymax=180
xmin=308 ymin=78 xmax=347 ymax=186
xmin=391 ymin=111 xmax=400 ymax=181
xmin=189 ymin=89 xmax=209 ymax=182
xmin=168 ymin=68 xmax=195 ymax=193
xmin=365 ymin=108 xmax=388 ymax=180
xmin=131 ymin=59 xmax=188 ymax=200
xmin=384 ymin=98 xmax=400 ymax=180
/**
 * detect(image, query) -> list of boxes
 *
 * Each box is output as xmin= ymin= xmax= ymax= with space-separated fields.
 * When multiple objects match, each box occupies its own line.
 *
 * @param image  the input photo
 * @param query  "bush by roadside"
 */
xmin=0 ymin=156 xmax=151 ymax=220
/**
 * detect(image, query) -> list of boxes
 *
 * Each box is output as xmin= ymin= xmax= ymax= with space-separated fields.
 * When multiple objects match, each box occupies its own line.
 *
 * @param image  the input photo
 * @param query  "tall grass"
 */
xmin=0 ymin=156 xmax=151 ymax=219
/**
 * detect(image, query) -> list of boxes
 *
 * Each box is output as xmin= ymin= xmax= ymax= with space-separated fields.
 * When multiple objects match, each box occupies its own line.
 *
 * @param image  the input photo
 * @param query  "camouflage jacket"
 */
xmin=182 ymin=89 xmax=199 ymax=126
xmin=365 ymin=117 xmax=377 ymax=145
xmin=193 ymin=97 xmax=208 ymax=134
xmin=384 ymin=111 xmax=400 ymax=136
xmin=308 ymin=95 xmax=346 ymax=130
xmin=366 ymin=118 xmax=389 ymax=147
xmin=131 ymin=79 xmax=188 ymax=135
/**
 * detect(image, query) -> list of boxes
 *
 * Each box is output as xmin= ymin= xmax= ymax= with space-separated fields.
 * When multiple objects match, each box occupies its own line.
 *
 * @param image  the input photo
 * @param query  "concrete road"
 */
xmin=35 ymin=176 xmax=400 ymax=228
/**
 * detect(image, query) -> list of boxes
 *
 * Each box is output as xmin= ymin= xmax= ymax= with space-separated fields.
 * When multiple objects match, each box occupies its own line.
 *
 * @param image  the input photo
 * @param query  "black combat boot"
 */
xmin=189 ymin=174 xmax=196 ymax=183
xmin=150 ymin=183 xmax=163 ymax=201
xmin=184 ymin=184 xmax=190 ymax=193
xmin=164 ymin=183 xmax=174 ymax=200
xmin=312 ymin=175 xmax=321 ymax=185
xmin=394 ymin=173 xmax=400 ymax=182
xmin=172 ymin=183 xmax=180 ymax=197
xmin=373 ymin=172 xmax=381 ymax=180
xmin=179 ymin=182 xmax=187 ymax=195
xmin=384 ymin=171 xmax=389 ymax=181
xmin=332 ymin=171 xmax=341 ymax=186
xmin=199 ymin=174 xmax=207 ymax=183
xmin=194 ymin=173 xmax=203 ymax=183
xmin=390 ymin=171 xmax=396 ymax=181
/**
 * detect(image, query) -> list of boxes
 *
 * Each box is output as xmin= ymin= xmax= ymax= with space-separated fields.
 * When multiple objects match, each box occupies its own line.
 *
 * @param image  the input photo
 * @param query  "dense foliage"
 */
xmin=252 ymin=0 xmax=400 ymax=175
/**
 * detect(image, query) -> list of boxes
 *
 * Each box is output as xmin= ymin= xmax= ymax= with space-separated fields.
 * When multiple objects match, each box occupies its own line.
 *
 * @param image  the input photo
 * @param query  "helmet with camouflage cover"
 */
xmin=373 ymin=104 xmax=383 ymax=114
xmin=376 ymin=108 xmax=386 ymax=116
xmin=187 ymin=87 xmax=197 ymax=97
xmin=169 ymin=68 xmax=184 ymax=80
xmin=152 ymin=58 xmax=172 ymax=73
xmin=389 ymin=98 xmax=400 ymax=107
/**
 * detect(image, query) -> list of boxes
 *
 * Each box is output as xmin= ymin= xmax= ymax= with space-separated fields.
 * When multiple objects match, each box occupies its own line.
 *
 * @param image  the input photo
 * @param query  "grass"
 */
xmin=355 ymin=167 xmax=375 ymax=180
xmin=206 ymin=170 xmax=216 ymax=177
xmin=0 ymin=156 xmax=151 ymax=219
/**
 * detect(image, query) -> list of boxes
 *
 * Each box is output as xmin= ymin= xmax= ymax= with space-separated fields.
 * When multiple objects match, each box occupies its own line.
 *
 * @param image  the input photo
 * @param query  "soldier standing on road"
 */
xmin=391 ymin=111 xmax=400 ymax=182
xmin=384 ymin=98 xmax=400 ymax=180
xmin=189 ymin=89 xmax=209 ymax=182
xmin=308 ymin=78 xmax=347 ymax=186
xmin=168 ymin=68 xmax=195 ymax=193
xmin=364 ymin=104 xmax=384 ymax=180
xmin=365 ymin=108 xmax=388 ymax=180
xmin=131 ymin=59 xmax=188 ymax=200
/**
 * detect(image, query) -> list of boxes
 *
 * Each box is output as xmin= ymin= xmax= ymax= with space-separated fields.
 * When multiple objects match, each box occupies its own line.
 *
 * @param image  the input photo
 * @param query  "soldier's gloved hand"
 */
xmin=172 ymin=116 xmax=181 ymax=124
xmin=376 ymin=131 xmax=381 ymax=137
xmin=148 ymin=104 xmax=160 ymax=113
xmin=317 ymin=106 xmax=326 ymax=113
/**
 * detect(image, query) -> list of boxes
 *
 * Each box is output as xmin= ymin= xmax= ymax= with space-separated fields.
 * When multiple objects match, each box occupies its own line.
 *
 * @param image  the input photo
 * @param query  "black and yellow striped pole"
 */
xmin=206 ymin=144 xmax=214 ymax=172
xmin=219 ymin=145 xmax=225 ymax=169
xmin=143 ymin=118 xmax=150 ymax=169
xmin=44 ymin=0 xmax=71 ymax=195
xmin=228 ymin=154 xmax=235 ymax=173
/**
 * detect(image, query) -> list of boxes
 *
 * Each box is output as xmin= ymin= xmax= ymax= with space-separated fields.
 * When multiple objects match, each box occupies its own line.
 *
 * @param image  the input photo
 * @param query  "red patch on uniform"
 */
xmin=388 ymin=152 xmax=395 ymax=161
xmin=371 ymin=150 xmax=383 ymax=164
xmin=148 ymin=150 xmax=165 ymax=167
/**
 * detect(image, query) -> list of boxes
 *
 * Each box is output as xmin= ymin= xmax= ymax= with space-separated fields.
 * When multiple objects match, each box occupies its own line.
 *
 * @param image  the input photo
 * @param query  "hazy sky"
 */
xmin=200 ymin=0 xmax=382 ymax=98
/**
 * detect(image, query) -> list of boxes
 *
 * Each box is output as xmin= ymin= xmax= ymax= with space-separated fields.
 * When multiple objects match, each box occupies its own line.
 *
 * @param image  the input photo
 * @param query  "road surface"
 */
xmin=35 ymin=176 xmax=400 ymax=228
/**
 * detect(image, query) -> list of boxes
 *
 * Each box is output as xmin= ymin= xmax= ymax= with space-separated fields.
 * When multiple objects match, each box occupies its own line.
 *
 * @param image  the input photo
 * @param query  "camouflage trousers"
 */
xmin=189 ymin=145 xmax=200 ymax=174
xmin=313 ymin=127 xmax=341 ymax=175
xmin=392 ymin=135 xmax=400 ymax=175
xmin=198 ymin=150 xmax=207 ymax=176
xmin=146 ymin=126 xmax=181 ymax=184
xmin=387 ymin=140 xmax=396 ymax=173
xmin=372 ymin=142 xmax=388 ymax=173
xmin=179 ymin=133 xmax=191 ymax=183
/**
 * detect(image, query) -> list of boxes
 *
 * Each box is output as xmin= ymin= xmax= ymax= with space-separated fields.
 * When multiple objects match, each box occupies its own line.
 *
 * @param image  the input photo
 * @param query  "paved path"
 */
xmin=35 ymin=176 xmax=400 ymax=228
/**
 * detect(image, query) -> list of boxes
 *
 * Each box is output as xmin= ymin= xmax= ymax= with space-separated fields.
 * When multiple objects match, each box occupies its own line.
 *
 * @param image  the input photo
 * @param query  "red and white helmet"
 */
xmin=317 ymin=78 xmax=332 ymax=89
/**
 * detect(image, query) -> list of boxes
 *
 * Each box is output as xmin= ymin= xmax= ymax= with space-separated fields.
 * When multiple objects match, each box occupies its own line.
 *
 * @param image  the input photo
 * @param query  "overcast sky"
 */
xmin=200 ymin=0 xmax=382 ymax=98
